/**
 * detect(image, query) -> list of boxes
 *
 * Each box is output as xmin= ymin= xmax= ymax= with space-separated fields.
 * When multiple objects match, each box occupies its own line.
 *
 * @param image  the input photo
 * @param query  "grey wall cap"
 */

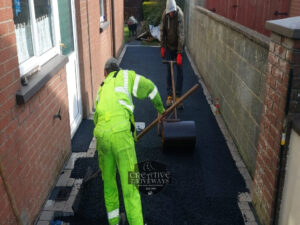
xmin=266 ymin=16 xmax=300 ymax=39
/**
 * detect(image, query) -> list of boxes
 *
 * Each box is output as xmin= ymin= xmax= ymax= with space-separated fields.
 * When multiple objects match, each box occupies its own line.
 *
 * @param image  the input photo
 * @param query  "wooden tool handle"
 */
xmin=162 ymin=60 xmax=178 ymax=119
xmin=162 ymin=60 xmax=176 ymax=64
xmin=137 ymin=84 xmax=199 ymax=140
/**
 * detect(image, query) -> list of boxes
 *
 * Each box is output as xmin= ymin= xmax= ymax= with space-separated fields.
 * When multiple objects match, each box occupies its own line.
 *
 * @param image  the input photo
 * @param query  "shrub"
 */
xmin=142 ymin=0 xmax=166 ymax=26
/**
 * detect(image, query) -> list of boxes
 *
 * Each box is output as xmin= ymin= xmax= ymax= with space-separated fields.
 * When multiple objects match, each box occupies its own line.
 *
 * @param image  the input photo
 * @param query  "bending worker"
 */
xmin=128 ymin=16 xmax=138 ymax=37
xmin=160 ymin=0 xmax=184 ymax=107
xmin=93 ymin=58 xmax=165 ymax=225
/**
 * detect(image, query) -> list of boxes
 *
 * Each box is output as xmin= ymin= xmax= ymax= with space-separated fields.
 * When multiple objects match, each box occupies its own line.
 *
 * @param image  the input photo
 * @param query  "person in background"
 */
xmin=160 ymin=0 xmax=184 ymax=108
xmin=128 ymin=16 xmax=138 ymax=37
xmin=93 ymin=58 xmax=165 ymax=225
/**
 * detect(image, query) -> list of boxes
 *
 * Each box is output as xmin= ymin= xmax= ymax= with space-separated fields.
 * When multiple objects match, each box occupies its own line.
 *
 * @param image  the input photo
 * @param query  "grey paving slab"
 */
xmin=43 ymin=200 xmax=55 ymax=211
xmin=242 ymin=209 xmax=256 ymax=222
xmin=56 ymin=170 xmax=72 ymax=187
xmin=36 ymin=221 xmax=50 ymax=225
xmin=39 ymin=211 xmax=54 ymax=221
xmin=53 ymin=201 xmax=66 ymax=211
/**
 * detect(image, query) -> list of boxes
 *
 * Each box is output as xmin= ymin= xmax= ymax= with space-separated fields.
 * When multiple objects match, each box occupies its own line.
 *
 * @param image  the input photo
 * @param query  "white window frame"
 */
xmin=17 ymin=0 xmax=61 ymax=76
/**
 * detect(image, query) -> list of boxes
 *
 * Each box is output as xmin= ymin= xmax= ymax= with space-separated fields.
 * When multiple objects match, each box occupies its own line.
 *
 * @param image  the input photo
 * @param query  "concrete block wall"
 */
xmin=185 ymin=4 xmax=269 ymax=176
xmin=0 ymin=1 xmax=71 ymax=224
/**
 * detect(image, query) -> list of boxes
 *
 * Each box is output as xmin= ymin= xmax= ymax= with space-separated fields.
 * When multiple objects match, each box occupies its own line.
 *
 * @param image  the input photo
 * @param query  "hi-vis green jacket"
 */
xmin=93 ymin=69 xmax=165 ymax=141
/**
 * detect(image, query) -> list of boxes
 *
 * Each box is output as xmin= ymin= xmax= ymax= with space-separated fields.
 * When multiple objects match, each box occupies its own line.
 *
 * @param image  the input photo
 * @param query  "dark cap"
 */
xmin=105 ymin=57 xmax=120 ymax=73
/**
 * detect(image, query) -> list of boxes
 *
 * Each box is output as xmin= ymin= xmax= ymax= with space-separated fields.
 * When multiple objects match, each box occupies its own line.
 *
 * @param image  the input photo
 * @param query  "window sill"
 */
xmin=100 ymin=21 xmax=110 ymax=33
xmin=16 ymin=54 xmax=68 ymax=105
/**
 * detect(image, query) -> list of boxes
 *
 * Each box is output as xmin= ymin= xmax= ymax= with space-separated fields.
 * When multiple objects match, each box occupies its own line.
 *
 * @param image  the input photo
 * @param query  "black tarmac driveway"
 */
xmin=56 ymin=46 xmax=248 ymax=225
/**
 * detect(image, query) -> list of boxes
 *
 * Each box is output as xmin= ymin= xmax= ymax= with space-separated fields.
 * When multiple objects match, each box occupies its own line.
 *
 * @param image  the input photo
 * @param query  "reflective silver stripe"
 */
xmin=114 ymin=70 xmax=134 ymax=111
xmin=123 ymin=70 xmax=132 ymax=104
xmin=119 ymin=100 xmax=134 ymax=112
xmin=124 ymin=70 xmax=129 ymax=92
xmin=108 ymin=208 xmax=119 ymax=220
xmin=115 ymin=87 xmax=126 ymax=94
xmin=149 ymin=86 xmax=158 ymax=100
xmin=133 ymin=74 xmax=141 ymax=97
xmin=96 ymin=94 xmax=99 ymax=104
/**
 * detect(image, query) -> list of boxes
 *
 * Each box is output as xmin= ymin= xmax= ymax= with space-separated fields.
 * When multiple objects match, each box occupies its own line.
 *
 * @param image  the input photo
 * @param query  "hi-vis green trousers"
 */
xmin=96 ymin=117 xmax=143 ymax=225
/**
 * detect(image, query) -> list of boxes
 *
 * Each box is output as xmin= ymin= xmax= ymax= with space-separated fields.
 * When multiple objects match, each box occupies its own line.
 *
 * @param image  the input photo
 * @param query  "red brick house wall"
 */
xmin=114 ymin=0 xmax=125 ymax=57
xmin=0 ymin=176 xmax=17 ymax=224
xmin=0 ymin=1 xmax=71 ymax=224
xmin=75 ymin=0 xmax=95 ymax=118
xmin=76 ymin=0 xmax=124 ymax=117
xmin=0 ymin=0 xmax=124 ymax=224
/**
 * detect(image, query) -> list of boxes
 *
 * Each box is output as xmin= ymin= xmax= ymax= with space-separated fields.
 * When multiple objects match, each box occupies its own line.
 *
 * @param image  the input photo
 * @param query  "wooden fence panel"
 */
xmin=205 ymin=0 xmax=290 ymax=36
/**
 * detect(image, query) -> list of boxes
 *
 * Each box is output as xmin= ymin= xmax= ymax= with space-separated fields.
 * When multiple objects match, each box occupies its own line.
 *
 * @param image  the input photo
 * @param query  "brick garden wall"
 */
xmin=185 ymin=3 xmax=269 ymax=176
xmin=0 ymin=2 xmax=71 ymax=224
xmin=253 ymin=18 xmax=300 ymax=225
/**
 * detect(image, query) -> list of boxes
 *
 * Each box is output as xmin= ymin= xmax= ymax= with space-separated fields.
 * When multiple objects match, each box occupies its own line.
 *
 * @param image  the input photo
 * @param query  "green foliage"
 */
xmin=142 ymin=0 xmax=185 ymax=25
xmin=124 ymin=25 xmax=130 ymax=43
xmin=142 ymin=0 xmax=166 ymax=26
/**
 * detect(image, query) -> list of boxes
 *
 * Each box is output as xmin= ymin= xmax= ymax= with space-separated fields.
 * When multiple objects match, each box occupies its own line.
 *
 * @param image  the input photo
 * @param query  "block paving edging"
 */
xmin=34 ymin=138 xmax=97 ymax=225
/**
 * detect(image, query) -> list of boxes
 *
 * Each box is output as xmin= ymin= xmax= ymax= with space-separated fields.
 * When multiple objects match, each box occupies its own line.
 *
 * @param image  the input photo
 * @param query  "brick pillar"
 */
xmin=253 ymin=17 xmax=300 ymax=225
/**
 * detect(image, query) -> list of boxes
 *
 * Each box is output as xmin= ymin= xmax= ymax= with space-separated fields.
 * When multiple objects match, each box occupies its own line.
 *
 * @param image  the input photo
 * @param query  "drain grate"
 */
xmin=49 ymin=187 xmax=73 ymax=202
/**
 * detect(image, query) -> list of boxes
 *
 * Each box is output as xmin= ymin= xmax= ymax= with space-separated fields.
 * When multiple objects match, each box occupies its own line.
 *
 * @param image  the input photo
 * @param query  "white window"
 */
xmin=12 ymin=0 xmax=61 ymax=76
xmin=100 ymin=0 xmax=107 ymax=23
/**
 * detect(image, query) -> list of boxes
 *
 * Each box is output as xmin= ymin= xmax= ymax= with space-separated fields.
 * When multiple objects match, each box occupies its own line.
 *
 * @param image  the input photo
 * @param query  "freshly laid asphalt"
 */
xmin=56 ymin=46 xmax=248 ymax=225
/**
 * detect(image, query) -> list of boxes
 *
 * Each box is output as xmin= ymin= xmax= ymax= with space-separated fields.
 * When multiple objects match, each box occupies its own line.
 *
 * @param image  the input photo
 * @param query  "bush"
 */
xmin=142 ymin=0 xmax=166 ymax=26
xmin=142 ymin=0 xmax=185 ymax=26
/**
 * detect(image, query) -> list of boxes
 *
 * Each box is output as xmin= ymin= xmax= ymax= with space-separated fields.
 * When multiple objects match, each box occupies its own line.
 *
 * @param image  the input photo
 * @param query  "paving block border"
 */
xmin=34 ymin=126 xmax=96 ymax=225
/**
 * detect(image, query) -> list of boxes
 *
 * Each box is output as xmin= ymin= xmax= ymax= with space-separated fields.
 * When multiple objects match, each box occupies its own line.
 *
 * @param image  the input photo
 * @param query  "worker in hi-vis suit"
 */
xmin=93 ymin=57 xmax=165 ymax=225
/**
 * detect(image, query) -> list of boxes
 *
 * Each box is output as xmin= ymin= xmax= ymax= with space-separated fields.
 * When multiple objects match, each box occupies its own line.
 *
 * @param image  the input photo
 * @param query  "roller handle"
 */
xmin=162 ymin=60 xmax=176 ymax=64
xmin=137 ymin=84 xmax=199 ymax=140
xmin=162 ymin=60 xmax=177 ymax=119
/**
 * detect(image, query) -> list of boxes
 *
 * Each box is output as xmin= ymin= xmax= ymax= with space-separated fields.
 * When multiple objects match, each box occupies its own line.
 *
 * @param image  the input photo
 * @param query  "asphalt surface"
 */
xmin=71 ymin=119 xmax=94 ymax=152
xmin=56 ymin=46 xmax=248 ymax=225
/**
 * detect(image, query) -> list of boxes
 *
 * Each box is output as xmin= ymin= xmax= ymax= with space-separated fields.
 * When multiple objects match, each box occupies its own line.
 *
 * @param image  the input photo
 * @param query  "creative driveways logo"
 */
xmin=128 ymin=161 xmax=171 ymax=195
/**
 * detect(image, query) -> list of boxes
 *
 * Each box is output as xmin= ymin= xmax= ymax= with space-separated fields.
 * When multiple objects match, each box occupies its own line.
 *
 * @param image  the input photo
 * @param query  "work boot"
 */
xmin=166 ymin=96 xmax=173 ymax=107
xmin=176 ymin=96 xmax=184 ymax=109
